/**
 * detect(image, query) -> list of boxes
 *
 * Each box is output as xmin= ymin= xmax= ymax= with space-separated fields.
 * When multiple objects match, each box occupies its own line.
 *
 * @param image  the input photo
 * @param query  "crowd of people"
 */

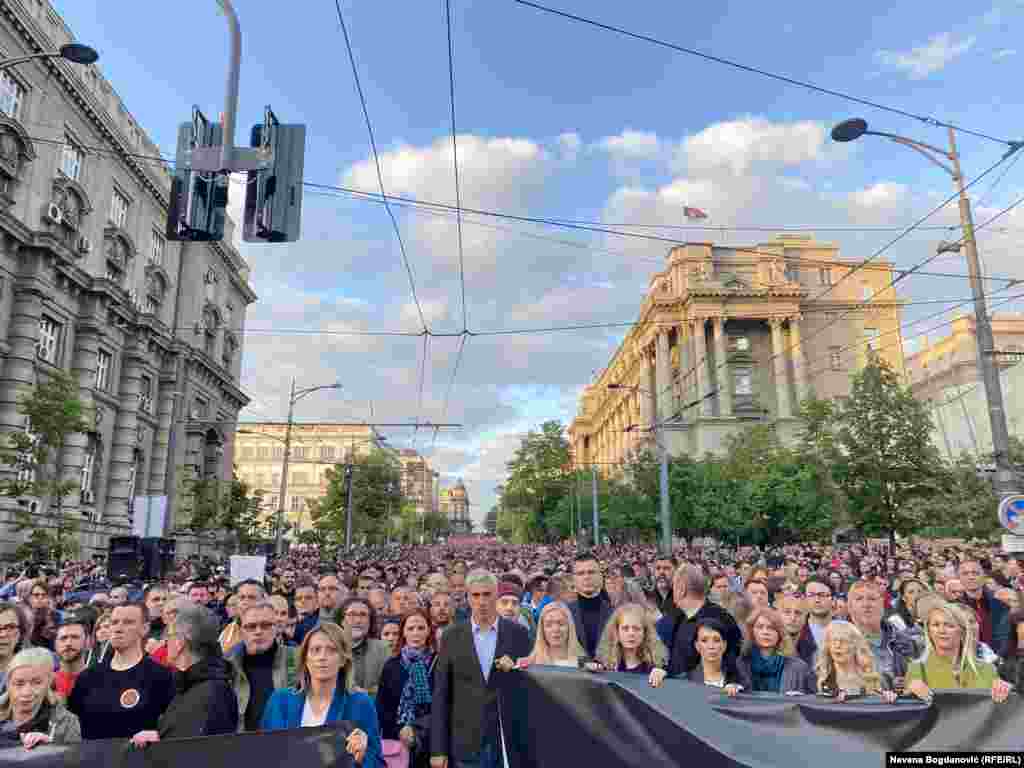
xmin=0 ymin=537 xmax=1021 ymax=767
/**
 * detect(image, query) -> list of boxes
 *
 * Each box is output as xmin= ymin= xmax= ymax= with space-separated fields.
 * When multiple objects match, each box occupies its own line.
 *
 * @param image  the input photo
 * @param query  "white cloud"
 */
xmin=876 ymin=32 xmax=976 ymax=79
xmin=595 ymin=129 xmax=662 ymax=160
xmin=557 ymin=132 xmax=581 ymax=159
xmin=994 ymin=49 xmax=1017 ymax=59
xmin=675 ymin=117 xmax=825 ymax=176
xmin=849 ymin=182 xmax=909 ymax=209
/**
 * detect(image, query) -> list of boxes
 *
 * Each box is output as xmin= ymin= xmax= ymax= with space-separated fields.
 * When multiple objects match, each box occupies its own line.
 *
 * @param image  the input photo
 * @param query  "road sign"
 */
xmin=997 ymin=494 xmax=1024 ymax=533
xmin=1002 ymin=535 xmax=1024 ymax=553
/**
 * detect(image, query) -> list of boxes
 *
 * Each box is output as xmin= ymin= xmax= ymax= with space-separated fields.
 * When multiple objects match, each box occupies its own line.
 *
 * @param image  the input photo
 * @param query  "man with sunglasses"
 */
xmin=225 ymin=600 xmax=297 ymax=732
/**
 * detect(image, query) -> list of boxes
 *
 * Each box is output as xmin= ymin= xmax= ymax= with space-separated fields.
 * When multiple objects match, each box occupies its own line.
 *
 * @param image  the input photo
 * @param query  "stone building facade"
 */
xmin=397 ymin=448 xmax=437 ymax=518
xmin=234 ymin=424 xmax=385 ymax=536
xmin=439 ymin=479 xmax=471 ymax=534
xmin=0 ymin=0 xmax=255 ymax=558
xmin=568 ymin=234 xmax=905 ymax=469
xmin=905 ymin=313 xmax=1024 ymax=402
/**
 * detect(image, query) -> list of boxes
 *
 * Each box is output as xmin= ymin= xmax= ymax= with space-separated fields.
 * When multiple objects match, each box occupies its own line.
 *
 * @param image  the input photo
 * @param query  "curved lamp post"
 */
xmin=0 ymin=44 xmax=99 ymax=73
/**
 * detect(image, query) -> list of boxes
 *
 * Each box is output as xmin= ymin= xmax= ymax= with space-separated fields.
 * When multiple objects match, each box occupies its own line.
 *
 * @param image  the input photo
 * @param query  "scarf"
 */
xmin=397 ymin=647 xmax=434 ymax=727
xmin=749 ymin=648 xmax=785 ymax=693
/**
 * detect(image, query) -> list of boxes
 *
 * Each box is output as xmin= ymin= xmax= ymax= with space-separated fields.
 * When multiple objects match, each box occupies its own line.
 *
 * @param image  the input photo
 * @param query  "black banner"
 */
xmin=1 ymin=723 xmax=355 ymax=768
xmin=500 ymin=667 xmax=1024 ymax=768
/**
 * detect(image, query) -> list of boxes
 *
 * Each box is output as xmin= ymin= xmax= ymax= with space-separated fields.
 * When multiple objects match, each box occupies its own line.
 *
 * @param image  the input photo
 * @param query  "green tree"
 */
xmin=910 ymin=452 xmax=1001 ymax=541
xmin=501 ymin=421 xmax=572 ymax=541
xmin=307 ymin=448 xmax=404 ymax=547
xmin=831 ymin=355 xmax=942 ymax=548
xmin=0 ymin=371 xmax=91 ymax=564
xmin=178 ymin=470 xmax=270 ymax=555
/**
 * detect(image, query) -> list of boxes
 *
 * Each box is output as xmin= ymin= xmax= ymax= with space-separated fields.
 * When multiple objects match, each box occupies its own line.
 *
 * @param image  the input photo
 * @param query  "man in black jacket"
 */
xmin=655 ymin=564 xmax=742 ymax=677
xmin=645 ymin=556 xmax=677 ymax=617
xmin=431 ymin=569 xmax=530 ymax=768
xmin=566 ymin=552 xmax=614 ymax=658
xmin=129 ymin=601 xmax=238 ymax=747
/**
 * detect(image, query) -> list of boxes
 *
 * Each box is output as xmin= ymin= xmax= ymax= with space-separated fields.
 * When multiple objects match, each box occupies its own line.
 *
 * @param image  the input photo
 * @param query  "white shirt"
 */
xmin=301 ymin=697 xmax=328 ymax=728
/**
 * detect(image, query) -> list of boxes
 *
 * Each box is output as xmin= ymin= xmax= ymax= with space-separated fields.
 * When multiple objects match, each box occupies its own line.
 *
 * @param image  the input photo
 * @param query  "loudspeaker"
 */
xmin=139 ymin=538 xmax=177 ymax=581
xmin=108 ymin=536 xmax=142 ymax=582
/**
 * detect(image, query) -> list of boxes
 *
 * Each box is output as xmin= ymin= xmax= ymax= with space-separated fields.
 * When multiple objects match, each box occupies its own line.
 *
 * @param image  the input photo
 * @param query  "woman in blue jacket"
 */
xmin=261 ymin=621 xmax=384 ymax=768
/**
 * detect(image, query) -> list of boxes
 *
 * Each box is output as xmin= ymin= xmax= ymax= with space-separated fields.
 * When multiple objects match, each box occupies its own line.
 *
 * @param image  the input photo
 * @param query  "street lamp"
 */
xmin=0 ymin=44 xmax=99 ymax=73
xmin=609 ymin=383 xmax=672 ymax=556
xmin=831 ymin=118 xmax=1021 ymax=501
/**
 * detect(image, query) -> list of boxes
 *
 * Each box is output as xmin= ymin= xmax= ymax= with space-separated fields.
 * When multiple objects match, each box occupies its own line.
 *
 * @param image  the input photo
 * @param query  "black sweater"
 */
xmin=159 ymin=656 xmax=239 ymax=738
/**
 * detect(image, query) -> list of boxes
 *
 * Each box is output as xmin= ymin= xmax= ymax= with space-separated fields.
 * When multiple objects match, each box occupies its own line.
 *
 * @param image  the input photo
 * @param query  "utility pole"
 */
xmin=344 ymin=462 xmax=355 ymax=551
xmin=658 ymin=425 xmax=671 ymax=555
xmin=591 ymin=464 xmax=599 ymax=547
xmin=274 ymin=378 xmax=295 ymax=556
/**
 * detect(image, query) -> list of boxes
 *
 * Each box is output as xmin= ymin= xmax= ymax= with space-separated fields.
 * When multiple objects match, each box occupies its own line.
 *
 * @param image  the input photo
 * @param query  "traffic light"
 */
xmin=167 ymin=108 xmax=229 ymax=242
xmin=243 ymin=107 xmax=306 ymax=243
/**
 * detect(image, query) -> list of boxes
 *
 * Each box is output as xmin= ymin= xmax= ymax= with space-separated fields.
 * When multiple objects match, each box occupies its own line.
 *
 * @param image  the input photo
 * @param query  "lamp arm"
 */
xmin=871 ymin=132 xmax=956 ymax=177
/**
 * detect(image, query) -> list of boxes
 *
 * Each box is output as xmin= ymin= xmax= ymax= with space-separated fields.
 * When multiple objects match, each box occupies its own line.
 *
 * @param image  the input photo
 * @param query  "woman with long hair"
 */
xmin=375 ymin=609 xmax=435 ymax=768
xmin=0 ymin=648 xmax=80 ymax=750
xmin=520 ymin=601 xmax=585 ymax=668
xmin=814 ymin=621 xmax=896 ymax=702
xmin=594 ymin=603 xmax=668 ymax=687
xmin=735 ymin=608 xmax=815 ymax=694
xmin=887 ymin=578 xmax=927 ymax=633
xmin=261 ymin=622 xmax=383 ymax=767
xmin=905 ymin=602 xmax=1011 ymax=705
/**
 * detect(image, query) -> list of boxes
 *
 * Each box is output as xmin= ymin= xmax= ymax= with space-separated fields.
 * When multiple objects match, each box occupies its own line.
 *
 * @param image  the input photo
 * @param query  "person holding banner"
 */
xmin=735 ymin=608 xmax=816 ymax=694
xmin=261 ymin=621 xmax=383 ymax=767
xmin=376 ymin=609 xmax=437 ymax=767
xmin=519 ymin=601 xmax=586 ymax=668
xmin=687 ymin=617 xmax=746 ymax=694
xmin=0 ymin=647 xmax=80 ymax=750
xmin=814 ymin=621 xmax=897 ymax=702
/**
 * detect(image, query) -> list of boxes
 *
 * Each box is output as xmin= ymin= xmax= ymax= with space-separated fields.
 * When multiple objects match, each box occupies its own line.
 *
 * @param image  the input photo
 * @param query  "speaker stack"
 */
xmin=139 ymin=537 xmax=177 ymax=581
xmin=107 ymin=536 xmax=143 ymax=582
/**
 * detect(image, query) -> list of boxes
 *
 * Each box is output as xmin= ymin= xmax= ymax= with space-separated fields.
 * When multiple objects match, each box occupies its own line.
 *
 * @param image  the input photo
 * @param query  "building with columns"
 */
xmin=568 ymin=234 xmax=905 ymax=467
xmin=439 ymin=479 xmax=471 ymax=534
xmin=0 ymin=0 xmax=255 ymax=558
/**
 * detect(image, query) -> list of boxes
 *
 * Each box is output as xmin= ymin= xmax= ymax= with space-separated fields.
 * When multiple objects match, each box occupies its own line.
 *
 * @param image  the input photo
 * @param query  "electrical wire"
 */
xmin=333 ymin=0 xmax=429 ymax=333
xmin=412 ymin=333 xmax=431 ymax=448
xmin=432 ymin=334 xmax=469 ymax=451
xmin=507 ymin=0 xmax=1020 ymax=148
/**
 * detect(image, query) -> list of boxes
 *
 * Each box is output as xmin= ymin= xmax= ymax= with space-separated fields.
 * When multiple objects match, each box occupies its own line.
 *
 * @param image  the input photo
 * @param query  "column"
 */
xmin=642 ymin=347 xmax=656 ymax=430
xmin=655 ymin=330 xmax=671 ymax=423
xmin=713 ymin=317 xmax=733 ymax=417
xmin=790 ymin=315 xmax=808 ymax=405
xmin=0 ymin=283 xmax=42 ymax=435
xmin=770 ymin=318 xmax=793 ymax=419
xmin=677 ymin=321 xmax=692 ymax=419
xmin=148 ymin=357 xmax=178 ymax=495
xmin=106 ymin=335 xmax=144 ymax=527
xmin=692 ymin=318 xmax=712 ymax=418
xmin=59 ymin=319 xmax=103 ymax=517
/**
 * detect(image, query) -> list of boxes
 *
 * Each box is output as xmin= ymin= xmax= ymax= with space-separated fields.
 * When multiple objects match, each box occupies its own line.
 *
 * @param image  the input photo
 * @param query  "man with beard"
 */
xmin=430 ymin=591 xmax=454 ymax=645
xmin=143 ymin=584 xmax=169 ymax=652
xmin=647 ymin=556 xmax=677 ymax=617
xmin=54 ymin=618 xmax=93 ymax=697
xmin=338 ymin=596 xmax=389 ymax=695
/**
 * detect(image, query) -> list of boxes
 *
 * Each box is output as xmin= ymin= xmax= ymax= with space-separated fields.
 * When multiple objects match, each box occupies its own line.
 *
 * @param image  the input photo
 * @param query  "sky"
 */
xmin=55 ymin=0 xmax=1024 ymax=525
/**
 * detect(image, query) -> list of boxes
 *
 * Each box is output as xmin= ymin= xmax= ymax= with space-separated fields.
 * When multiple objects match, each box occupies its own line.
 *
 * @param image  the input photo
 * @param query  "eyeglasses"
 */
xmin=242 ymin=621 xmax=276 ymax=632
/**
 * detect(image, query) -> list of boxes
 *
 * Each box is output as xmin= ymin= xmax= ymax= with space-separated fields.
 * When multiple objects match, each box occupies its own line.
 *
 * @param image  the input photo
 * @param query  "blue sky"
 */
xmin=56 ymin=0 xmax=1024 ymax=522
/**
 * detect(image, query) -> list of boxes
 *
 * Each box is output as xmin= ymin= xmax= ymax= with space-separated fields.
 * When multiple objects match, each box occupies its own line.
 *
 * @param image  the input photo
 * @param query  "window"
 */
xmin=60 ymin=134 xmax=84 ymax=181
xmin=268 ymin=495 xmax=278 ymax=510
xmin=149 ymin=229 xmax=165 ymax=266
xmin=818 ymin=267 xmax=832 ymax=286
xmin=204 ymin=328 xmax=216 ymax=357
xmin=36 ymin=316 xmax=61 ymax=363
xmin=864 ymin=328 xmax=881 ymax=350
xmin=272 ymin=446 xmax=284 ymax=460
xmin=18 ymin=417 xmax=38 ymax=484
xmin=95 ymin=350 xmax=111 ymax=390
xmin=292 ymin=446 xmax=306 ymax=460
xmin=320 ymin=445 xmax=336 ymax=460
xmin=784 ymin=262 xmax=798 ymax=281
xmin=829 ymin=346 xmax=843 ymax=371
xmin=145 ymin=295 xmax=160 ymax=315
xmin=193 ymin=397 xmax=208 ymax=419
xmin=290 ymin=495 xmax=304 ymax=512
xmin=728 ymin=335 xmax=750 ymax=353
xmin=733 ymin=367 xmax=753 ymax=396
xmin=126 ymin=463 xmax=138 ymax=508
xmin=0 ymin=71 xmax=25 ymax=120
xmin=139 ymin=375 xmax=153 ymax=414
xmin=257 ymin=446 xmax=270 ymax=459
xmin=109 ymin=187 xmax=130 ymax=228
xmin=80 ymin=443 xmax=95 ymax=504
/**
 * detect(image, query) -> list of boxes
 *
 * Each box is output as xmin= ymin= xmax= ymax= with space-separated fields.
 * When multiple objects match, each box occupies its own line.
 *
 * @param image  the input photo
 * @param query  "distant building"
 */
xmin=568 ymin=235 xmax=905 ymax=468
xmin=440 ymin=479 xmax=471 ymax=534
xmin=397 ymin=448 xmax=436 ymax=517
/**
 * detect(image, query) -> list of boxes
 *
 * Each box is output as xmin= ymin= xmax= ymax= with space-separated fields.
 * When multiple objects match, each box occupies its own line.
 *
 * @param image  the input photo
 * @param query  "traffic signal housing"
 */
xmin=243 ymin=108 xmax=306 ymax=243
xmin=166 ymin=109 xmax=229 ymax=242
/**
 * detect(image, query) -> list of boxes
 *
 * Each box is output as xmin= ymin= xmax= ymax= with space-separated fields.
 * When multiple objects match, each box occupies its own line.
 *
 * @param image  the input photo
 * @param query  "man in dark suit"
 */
xmin=566 ymin=552 xmax=613 ymax=658
xmin=431 ymin=569 xmax=530 ymax=768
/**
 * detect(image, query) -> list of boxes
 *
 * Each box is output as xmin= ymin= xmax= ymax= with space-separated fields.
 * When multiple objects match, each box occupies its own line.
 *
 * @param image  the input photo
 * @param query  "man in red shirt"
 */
xmin=54 ymin=617 xmax=92 ymax=697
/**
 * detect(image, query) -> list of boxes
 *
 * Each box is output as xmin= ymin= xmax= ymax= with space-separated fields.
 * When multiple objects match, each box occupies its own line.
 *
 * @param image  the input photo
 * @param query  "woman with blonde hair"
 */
xmin=905 ymin=602 xmax=1011 ymax=705
xmin=735 ymin=608 xmax=815 ymax=694
xmin=261 ymin=622 xmax=383 ymax=767
xmin=519 ymin=601 xmax=585 ymax=668
xmin=594 ymin=603 xmax=668 ymax=688
xmin=815 ymin=621 xmax=896 ymax=702
xmin=0 ymin=647 xmax=80 ymax=749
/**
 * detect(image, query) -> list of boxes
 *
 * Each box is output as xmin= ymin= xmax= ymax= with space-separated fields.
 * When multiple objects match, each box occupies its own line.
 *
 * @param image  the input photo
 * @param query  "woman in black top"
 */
xmin=375 ymin=609 xmax=435 ymax=768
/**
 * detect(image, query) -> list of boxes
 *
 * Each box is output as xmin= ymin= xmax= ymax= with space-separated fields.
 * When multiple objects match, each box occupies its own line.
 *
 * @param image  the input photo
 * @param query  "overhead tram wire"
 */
xmin=333 ymin=0 xmax=429 ymax=334
xmin=445 ymin=0 xmax=469 ymax=332
xmin=506 ymin=0 xmax=1019 ymax=148
xmin=309 ymin=182 xmax=1024 ymax=286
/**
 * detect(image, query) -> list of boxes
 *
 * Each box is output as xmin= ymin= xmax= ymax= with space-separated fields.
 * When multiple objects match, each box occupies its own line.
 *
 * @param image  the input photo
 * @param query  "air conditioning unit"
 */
xmin=77 ymin=235 xmax=92 ymax=255
xmin=44 ymin=202 xmax=63 ymax=225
